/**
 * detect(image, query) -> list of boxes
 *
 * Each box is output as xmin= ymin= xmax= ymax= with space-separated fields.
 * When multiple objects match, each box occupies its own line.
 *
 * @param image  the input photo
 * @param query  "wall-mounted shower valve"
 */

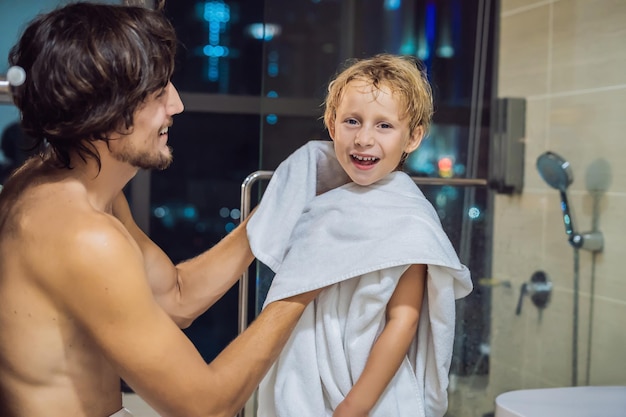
xmin=516 ymin=271 xmax=552 ymax=315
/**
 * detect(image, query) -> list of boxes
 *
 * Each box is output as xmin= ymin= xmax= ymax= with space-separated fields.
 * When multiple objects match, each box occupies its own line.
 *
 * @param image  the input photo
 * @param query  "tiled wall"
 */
xmin=488 ymin=0 xmax=626 ymax=404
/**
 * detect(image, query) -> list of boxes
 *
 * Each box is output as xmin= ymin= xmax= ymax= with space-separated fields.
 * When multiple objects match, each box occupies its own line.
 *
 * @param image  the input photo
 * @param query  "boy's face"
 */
xmin=329 ymin=79 xmax=422 ymax=186
xmin=109 ymin=82 xmax=184 ymax=170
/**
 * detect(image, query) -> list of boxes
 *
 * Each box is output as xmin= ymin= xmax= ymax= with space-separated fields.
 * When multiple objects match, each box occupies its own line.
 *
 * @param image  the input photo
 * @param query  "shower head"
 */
xmin=536 ymin=151 xmax=573 ymax=192
xmin=536 ymin=151 xmax=576 ymax=236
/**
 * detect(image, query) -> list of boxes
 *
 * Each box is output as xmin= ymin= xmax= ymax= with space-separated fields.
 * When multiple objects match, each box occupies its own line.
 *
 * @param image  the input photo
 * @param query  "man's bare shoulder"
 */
xmin=0 ymin=160 xmax=109 ymax=237
xmin=0 ymin=168 xmax=141 ymax=291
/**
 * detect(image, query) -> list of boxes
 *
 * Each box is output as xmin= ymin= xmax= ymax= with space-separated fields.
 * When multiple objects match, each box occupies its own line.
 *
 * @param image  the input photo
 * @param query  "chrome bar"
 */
xmin=238 ymin=171 xmax=273 ymax=336
xmin=411 ymin=177 xmax=488 ymax=187
xmin=237 ymin=170 xmax=274 ymax=417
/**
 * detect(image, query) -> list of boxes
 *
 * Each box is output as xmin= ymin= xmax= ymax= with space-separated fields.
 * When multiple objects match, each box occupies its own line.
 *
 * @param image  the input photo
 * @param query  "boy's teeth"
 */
xmin=159 ymin=127 xmax=168 ymax=135
xmin=353 ymin=155 xmax=377 ymax=161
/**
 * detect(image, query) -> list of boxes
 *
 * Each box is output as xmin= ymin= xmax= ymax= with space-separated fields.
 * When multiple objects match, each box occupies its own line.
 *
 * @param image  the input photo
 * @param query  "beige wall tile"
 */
xmin=591 ymin=194 xmax=626 ymax=302
xmin=551 ymin=0 xmax=626 ymax=93
xmin=498 ymin=5 xmax=551 ymax=96
xmin=501 ymin=0 xmax=558 ymax=15
xmin=522 ymin=99 xmax=550 ymax=191
xmin=547 ymin=89 xmax=626 ymax=194
xmin=492 ymin=193 xmax=547 ymax=281
xmin=587 ymin=299 xmax=626 ymax=384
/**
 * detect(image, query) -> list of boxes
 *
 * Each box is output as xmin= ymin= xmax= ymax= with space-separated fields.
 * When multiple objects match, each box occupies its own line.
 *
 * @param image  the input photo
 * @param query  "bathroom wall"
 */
xmin=489 ymin=0 xmax=626 ymax=403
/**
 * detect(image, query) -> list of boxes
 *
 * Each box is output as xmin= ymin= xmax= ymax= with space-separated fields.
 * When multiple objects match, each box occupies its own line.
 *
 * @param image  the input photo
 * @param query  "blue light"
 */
xmin=203 ymin=1 xmax=230 ymax=23
xmin=266 ymin=114 xmax=278 ymax=125
xmin=202 ymin=1 xmax=231 ymax=82
xmin=203 ymin=45 xmax=230 ymax=57
xmin=153 ymin=206 xmax=168 ymax=218
xmin=399 ymin=38 xmax=416 ymax=55
xmin=384 ymin=0 xmax=401 ymax=11
xmin=208 ymin=66 xmax=219 ymax=81
xmin=441 ymin=185 xmax=459 ymax=200
xmin=417 ymin=45 xmax=430 ymax=60
xmin=225 ymin=222 xmax=236 ymax=233
xmin=468 ymin=206 xmax=481 ymax=220
xmin=437 ymin=45 xmax=455 ymax=58
xmin=219 ymin=207 xmax=230 ymax=218
xmin=454 ymin=163 xmax=466 ymax=176
xmin=425 ymin=3 xmax=436 ymax=45
xmin=267 ymin=90 xmax=279 ymax=98
xmin=183 ymin=206 xmax=197 ymax=220
xmin=268 ymin=62 xmax=279 ymax=77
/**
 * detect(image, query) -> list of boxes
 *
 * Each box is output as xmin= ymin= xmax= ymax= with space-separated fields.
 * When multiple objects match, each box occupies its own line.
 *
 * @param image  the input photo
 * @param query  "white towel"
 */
xmin=247 ymin=140 xmax=473 ymax=417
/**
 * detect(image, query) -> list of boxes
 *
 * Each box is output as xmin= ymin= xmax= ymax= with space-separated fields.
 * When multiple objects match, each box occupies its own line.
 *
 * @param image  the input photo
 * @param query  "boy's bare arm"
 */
xmin=334 ymin=263 xmax=426 ymax=417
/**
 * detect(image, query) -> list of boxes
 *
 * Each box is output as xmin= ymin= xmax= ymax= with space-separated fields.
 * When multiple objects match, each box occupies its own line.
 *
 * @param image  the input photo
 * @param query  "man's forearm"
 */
xmin=207 ymin=293 xmax=315 ymax=417
xmin=174 ymin=219 xmax=255 ymax=322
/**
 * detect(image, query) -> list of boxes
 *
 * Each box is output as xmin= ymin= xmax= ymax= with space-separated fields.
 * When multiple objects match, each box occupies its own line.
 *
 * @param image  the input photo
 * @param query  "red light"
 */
xmin=438 ymin=157 xmax=453 ymax=171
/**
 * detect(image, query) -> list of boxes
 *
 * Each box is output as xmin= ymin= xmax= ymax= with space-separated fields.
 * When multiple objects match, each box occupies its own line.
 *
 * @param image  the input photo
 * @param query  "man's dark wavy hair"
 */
xmin=8 ymin=1 xmax=177 ymax=169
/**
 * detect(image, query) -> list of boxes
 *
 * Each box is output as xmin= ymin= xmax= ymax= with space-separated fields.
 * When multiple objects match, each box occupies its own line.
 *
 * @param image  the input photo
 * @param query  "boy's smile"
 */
xmin=330 ymin=79 xmax=421 ymax=186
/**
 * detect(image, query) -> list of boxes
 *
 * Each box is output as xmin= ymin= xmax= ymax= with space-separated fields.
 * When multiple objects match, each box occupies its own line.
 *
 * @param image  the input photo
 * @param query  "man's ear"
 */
xmin=404 ymin=126 xmax=424 ymax=153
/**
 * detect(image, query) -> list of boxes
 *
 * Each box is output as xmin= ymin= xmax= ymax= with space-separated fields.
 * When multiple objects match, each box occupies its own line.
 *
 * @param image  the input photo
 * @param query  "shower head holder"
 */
xmin=536 ymin=151 xmax=604 ymax=253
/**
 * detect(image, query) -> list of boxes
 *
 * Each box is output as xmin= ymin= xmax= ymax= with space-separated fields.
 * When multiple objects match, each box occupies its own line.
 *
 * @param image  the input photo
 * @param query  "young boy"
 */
xmin=247 ymin=54 xmax=473 ymax=417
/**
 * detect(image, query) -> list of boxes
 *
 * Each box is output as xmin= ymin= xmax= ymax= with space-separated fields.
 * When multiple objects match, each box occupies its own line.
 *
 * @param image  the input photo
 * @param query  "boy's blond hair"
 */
xmin=323 ymin=54 xmax=433 ymax=138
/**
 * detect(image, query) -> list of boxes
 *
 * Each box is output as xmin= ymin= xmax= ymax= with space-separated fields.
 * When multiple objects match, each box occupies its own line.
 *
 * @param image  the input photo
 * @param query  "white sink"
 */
xmin=495 ymin=386 xmax=626 ymax=417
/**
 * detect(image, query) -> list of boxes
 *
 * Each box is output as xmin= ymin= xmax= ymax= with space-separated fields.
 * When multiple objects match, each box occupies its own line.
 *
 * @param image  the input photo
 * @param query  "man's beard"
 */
xmin=112 ymin=145 xmax=173 ymax=170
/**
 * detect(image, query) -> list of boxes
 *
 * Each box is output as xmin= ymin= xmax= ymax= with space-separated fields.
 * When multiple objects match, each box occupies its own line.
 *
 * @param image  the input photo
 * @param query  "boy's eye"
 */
xmin=379 ymin=122 xmax=392 ymax=129
xmin=346 ymin=118 xmax=358 ymax=125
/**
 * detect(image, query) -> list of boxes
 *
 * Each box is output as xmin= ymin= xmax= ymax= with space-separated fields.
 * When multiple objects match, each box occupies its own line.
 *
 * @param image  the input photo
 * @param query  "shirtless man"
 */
xmin=0 ymin=2 xmax=317 ymax=417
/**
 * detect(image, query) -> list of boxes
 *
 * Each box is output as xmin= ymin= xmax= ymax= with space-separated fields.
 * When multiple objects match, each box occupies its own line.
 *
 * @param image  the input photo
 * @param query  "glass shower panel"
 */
xmin=254 ymin=1 xmax=499 ymax=416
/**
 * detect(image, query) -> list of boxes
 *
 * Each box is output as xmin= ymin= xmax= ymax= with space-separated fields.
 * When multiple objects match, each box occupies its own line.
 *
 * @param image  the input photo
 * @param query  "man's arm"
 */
xmin=333 ymin=264 xmax=426 ymax=417
xmin=112 ymin=191 xmax=254 ymax=327
xmin=51 ymin=214 xmax=317 ymax=417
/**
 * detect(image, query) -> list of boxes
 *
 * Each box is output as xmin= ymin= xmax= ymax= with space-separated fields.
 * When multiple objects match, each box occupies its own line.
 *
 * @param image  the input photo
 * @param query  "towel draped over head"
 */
xmin=247 ymin=140 xmax=473 ymax=417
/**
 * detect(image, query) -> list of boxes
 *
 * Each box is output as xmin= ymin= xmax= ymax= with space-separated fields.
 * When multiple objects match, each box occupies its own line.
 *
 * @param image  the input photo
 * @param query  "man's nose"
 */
xmin=167 ymin=82 xmax=185 ymax=115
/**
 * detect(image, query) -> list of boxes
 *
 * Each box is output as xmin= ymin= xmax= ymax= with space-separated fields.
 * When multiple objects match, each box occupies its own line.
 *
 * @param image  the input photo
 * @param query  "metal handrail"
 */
xmin=238 ymin=170 xmax=273 ymax=334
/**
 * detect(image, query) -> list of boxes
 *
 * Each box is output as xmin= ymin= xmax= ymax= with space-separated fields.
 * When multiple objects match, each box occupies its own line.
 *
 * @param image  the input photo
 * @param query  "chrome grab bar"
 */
xmin=238 ymin=170 xmax=273 ymax=334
